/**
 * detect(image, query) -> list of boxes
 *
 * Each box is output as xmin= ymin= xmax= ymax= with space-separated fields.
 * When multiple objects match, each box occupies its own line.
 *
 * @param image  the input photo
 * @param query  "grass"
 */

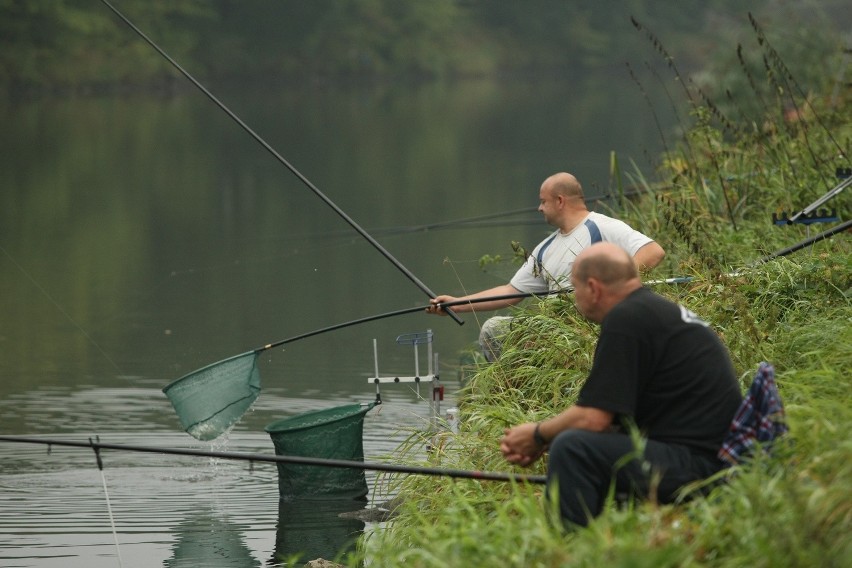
xmin=353 ymin=271 xmax=850 ymax=566
xmin=343 ymin=19 xmax=851 ymax=568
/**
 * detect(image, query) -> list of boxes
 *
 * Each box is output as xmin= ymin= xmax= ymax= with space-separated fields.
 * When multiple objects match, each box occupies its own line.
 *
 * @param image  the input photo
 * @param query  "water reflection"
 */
xmin=166 ymin=509 xmax=261 ymax=568
xmin=272 ymin=498 xmax=366 ymax=567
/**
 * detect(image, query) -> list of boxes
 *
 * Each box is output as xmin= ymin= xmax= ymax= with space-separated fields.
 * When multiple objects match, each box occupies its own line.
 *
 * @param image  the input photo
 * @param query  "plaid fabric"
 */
xmin=718 ymin=362 xmax=789 ymax=465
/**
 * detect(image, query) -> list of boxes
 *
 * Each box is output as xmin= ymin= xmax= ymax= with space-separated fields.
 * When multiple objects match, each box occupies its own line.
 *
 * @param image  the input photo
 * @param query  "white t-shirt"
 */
xmin=509 ymin=211 xmax=653 ymax=293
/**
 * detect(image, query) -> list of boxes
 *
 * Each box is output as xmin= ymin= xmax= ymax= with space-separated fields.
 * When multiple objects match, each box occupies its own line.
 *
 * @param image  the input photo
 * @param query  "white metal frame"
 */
xmin=367 ymin=329 xmax=442 ymax=430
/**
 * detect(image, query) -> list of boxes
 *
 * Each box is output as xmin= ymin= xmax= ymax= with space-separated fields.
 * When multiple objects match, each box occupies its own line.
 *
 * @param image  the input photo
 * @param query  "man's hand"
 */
xmin=500 ymin=423 xmax=545 ymax=467
xmin=426 ymin=295 xmax=457 ymax=315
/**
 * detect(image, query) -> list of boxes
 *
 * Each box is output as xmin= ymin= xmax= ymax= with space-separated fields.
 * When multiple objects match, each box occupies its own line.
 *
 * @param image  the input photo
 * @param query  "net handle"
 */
xmin=164 ymin=292 xmax=543 ymax=391
xmin=260 ymin=292 xmax=543 ymax=352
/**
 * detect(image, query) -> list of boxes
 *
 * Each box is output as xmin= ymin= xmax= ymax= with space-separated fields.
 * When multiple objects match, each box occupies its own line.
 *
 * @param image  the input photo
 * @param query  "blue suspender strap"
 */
xmin=584 ymin=219 xmax=602 ymax=244
xmin=536 ymin=232 xmax=559 ymax=269
xmin=535 ymin=220 xmax=599 ymax=272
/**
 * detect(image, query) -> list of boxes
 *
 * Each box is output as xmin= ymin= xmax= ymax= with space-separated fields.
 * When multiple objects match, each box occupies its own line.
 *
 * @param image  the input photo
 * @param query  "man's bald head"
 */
xmin=542 ymin=172 xmax=584 ymax=200
xmin=571 ymin=243 xmax=642 ymax=323
xmin=574 ymin=243 xmax=639 ymax=289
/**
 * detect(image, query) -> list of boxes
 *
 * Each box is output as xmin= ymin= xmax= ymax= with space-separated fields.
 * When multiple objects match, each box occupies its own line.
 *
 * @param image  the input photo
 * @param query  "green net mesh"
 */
xmin=162 ymin=351 xmax=262 ymax=441
xmin=265 ymin=403 xmax=375 ymax=500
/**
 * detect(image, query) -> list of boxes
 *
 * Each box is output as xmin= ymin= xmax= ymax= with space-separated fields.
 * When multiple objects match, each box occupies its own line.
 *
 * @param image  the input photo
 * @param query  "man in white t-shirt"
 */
xmin=427 ymin=172 xmax=665 ymax=361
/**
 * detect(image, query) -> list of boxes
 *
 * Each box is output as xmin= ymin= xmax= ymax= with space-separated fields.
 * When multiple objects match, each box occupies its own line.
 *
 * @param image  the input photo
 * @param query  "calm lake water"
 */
xmin=0 ymin=69 xmax=675 ymax=566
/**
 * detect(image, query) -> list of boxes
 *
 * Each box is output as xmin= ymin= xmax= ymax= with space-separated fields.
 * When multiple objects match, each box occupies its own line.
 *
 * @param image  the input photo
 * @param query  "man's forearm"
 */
xmin=633 ymin=241 xmax=665 ymax=270
xmin=537 ymin=405 xmax=613 ymax=443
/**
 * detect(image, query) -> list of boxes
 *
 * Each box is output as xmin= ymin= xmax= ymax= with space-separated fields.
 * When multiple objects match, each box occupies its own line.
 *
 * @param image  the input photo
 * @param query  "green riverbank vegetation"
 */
xmin=347 ymin=18 xmax=852 ymax=568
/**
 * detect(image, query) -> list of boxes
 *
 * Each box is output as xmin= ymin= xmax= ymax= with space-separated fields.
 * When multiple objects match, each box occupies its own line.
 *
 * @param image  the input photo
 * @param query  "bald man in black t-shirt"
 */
xmin=501 ymin=242 xmax=742 ymax=527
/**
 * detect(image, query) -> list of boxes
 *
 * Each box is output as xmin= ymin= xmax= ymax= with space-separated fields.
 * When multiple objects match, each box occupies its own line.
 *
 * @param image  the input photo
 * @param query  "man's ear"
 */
xmin=588 ymin=278 xmax=603 ymax=301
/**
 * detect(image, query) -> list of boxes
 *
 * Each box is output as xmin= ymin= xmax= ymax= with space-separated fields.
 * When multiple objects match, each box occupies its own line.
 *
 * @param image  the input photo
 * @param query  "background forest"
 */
xmin=1 ymin=0 xmax=849 ymax=96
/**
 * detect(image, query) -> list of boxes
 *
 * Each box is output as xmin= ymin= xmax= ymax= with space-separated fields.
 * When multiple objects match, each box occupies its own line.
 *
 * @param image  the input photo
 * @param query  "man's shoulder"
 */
xmin=586 ymin=211 xmax=647 ymax=236
xmin=607 ymin=288 xmax=672 ymax=324
xmin=587 ymin=211 xmax=626 ymax=225
xmin=622 ymin=286 xmax=668 ymax=307
xmin=612 ymin=288 xmax=721 ymax=339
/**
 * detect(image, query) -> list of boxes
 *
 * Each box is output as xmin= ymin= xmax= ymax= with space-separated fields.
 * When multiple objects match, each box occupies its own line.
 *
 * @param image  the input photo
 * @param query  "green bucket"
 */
xmin=265 ymin=403 xmax=375 ymax=500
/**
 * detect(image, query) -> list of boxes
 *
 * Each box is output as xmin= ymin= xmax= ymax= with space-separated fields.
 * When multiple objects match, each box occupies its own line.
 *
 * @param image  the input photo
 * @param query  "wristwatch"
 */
xmin=533 ymin=422 xmax=548 ymax=447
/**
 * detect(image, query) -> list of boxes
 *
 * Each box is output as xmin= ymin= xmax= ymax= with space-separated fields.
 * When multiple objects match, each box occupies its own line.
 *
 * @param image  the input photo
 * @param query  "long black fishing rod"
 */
xmin=753 ymin=219 xmax=851 ymax=265
xmin=373 ymin=207 xmax=539 ymax=236
xmin=389 ymin=185 xmax=659 ymax=234
xmin=647 ymin=222 xmax=851 ymax=283
xmin=320 ymin=182 xmax=658 ymax=238
xmin=0 ymin=435 xmax=546 ymax=485
xmin=238 ymin=292 xmax=547 ymax=354
xmin=97 ymin=0 xmax=462 ymax=325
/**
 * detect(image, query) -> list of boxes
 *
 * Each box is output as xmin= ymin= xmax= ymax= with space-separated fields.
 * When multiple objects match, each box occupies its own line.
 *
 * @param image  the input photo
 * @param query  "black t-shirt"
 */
xmin=577 ymin=287 xmax=743 ymax=456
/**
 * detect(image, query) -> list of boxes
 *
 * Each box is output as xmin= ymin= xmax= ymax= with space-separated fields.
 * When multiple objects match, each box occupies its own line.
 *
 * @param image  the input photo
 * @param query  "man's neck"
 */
xmin=557 ymin=209 xmax=590 ymax=234
xmin=597 ymin=280 xmax=643 ymax=321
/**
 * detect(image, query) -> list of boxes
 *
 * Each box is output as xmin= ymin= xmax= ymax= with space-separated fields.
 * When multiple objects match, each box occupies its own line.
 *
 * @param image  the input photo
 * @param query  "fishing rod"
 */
xmin=399 ymin=207 xmax=538 ymax=232
xmin=754 ymin=219 xmax=851 ymax=265
xmin=392 ymin=185 xmax=660 ymax=234
xmin=259 ymin=292 xmax=547 ymax=352
xmin=643 ymin=220 xmax=851 ymax=282
xmin=0 ymin=435 xmax=547 ymax=485
xmin=785 ymin=173 xmax=850 ymax=224
xmin=97 ymin=0 xmax=462 ymax=325
xmin=252 ymin=291 xmax=544 ymax=346
xmin=319 ymin=182 xmax=659 ymax=238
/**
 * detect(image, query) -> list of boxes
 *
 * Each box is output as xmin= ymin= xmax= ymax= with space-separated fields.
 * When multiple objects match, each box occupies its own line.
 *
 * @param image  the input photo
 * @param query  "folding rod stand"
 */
xmin=367 ymin=330 xmax=441 ymax=430
xmin=773 ymin=167 xmax=849 ymax=238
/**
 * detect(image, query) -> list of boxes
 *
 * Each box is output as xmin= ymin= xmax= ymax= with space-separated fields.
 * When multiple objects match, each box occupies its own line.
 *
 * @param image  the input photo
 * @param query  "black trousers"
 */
xmin=547 ymin=430 xmax=723 ymax=527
